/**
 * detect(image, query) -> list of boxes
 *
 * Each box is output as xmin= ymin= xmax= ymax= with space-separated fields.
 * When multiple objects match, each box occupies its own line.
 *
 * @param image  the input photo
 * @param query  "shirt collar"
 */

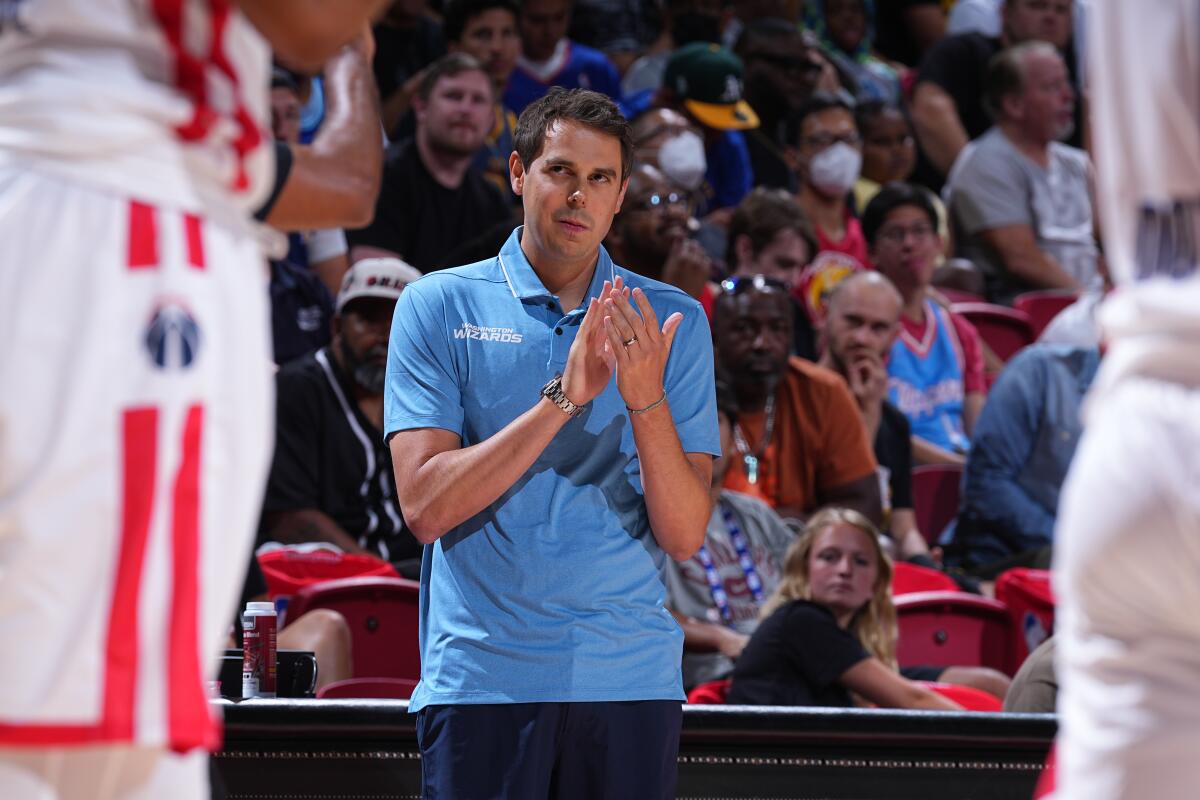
xmin=497 ymin=225 xmax=618 ymax=309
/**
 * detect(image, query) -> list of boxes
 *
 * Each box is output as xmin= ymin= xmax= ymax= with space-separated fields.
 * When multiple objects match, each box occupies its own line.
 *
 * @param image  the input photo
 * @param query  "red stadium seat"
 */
xmin=917 ymin=681 xmax=1004 ymax=712
xmin=286 ymin=577 xmax=421 ymax=681
xmin=995 ymin=568 xmax=1056 ymax=669
xmin=1013 ymin=290 xmax=1079 ymax=338
xmin=316 ymin=677 xmax=418 ymax=699
xmin=911 ymin=464 xmax=963 ymax=545
xmin=936 ymin=287 xmax=986 ymax=305
xmin=895 ymin=591 xmax=1016 ymax=675
xmin=257 ymin=546 xmax=399 ymax=600
xmin=687 ymin=679 xmax=731 ymax=705
xmin=892 ymin=561 xmax=961 ymax=595
xmin=951 ymin=302 xmax=1036 ymax=362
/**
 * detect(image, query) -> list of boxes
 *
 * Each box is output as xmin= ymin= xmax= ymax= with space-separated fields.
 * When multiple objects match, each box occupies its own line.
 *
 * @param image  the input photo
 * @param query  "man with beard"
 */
xmin=605 ymin=164 xmax=714 ymax=302
xmin=944 ymin=42 xmax=1099 ymax=304
xmin=714 ymin=276 xmax=881 ymax=525
xmin=348 ymin=53 xmax=513 ymax=271
xmin=262 ymin=258 xmax=423 ymax=574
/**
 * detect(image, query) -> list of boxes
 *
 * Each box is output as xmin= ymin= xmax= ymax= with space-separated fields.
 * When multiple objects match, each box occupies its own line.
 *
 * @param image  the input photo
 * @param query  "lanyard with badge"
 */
xmin=695 ymin=500 xmax=765 ymax=622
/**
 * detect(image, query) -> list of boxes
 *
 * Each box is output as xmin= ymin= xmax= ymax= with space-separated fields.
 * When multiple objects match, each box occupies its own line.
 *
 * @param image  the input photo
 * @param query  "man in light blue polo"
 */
xmin=385 ymin=87 xmax=719 ymax=799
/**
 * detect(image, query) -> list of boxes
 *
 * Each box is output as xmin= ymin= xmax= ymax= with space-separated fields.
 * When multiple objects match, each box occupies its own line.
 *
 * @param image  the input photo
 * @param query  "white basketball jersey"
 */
xmin=0 ymin=0 xmax=273 ymax=225
xmin=1087 ymin=0 xmax=1200 ymax=390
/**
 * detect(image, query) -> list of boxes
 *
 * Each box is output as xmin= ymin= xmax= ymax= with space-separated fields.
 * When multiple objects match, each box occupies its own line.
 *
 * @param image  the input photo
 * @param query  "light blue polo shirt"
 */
xmin=385 ymin=227 xmax=719 ymax=712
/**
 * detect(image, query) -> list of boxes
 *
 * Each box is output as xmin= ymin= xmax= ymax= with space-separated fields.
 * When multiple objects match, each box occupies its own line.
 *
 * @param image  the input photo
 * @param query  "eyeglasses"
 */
xmin=720 ymin=275 xmax=790 ymax=295
xmin=802 ymin=132 xmax=861 ymax=149
xmin=876 ymin=223 xmax=936 ymax=244
xmin=627 ymin=191 xmax=692 ymax=213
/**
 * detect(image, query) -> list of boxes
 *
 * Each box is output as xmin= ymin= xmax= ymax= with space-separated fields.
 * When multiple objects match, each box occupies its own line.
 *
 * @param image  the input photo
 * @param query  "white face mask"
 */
xmin=808 ymin=141 xmax=862 ymax=197
xmin=657 ymin=131 xmax=707 ymax=191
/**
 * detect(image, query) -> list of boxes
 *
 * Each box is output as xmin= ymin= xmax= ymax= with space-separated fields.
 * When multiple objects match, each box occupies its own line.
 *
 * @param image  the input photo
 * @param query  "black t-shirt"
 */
xmin=263 ymin=347 xmax=420 ymax=564
xmin=372 ymin=18 xmax=445 ymax=100
xmin=727 ymin=600 xmax=870 ymax=707
xmin=874 ymin=400 xmax=913 ymax=512
xmin=873 ymin=0 xmax=943 ymax=67
xmin=346 ymin=139 xmax=513 ymax=273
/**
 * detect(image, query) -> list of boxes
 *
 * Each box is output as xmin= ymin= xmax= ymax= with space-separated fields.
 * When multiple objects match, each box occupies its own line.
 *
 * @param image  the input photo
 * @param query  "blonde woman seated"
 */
xmin=727 ymin=508 xmax=962 ymax=710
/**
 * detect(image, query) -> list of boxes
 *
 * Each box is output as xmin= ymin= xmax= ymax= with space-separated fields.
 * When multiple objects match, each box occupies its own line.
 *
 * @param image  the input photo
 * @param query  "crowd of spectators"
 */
xmin=259 ymin=0 xmax=1101 ymax=712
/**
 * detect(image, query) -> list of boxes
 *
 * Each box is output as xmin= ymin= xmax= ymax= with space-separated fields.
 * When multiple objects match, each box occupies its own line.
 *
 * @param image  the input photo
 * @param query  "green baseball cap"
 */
xmin=663 ymin=42 xmax=759 ymax=131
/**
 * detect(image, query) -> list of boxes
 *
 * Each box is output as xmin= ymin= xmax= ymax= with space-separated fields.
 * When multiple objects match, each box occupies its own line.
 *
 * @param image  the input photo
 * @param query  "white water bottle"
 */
xmin=241 ymin=601 xmax=277 ymax=698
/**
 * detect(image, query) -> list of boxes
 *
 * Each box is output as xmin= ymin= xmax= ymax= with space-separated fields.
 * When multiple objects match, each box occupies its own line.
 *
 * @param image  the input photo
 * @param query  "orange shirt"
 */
xmin=724 ymin=357 xmax=878 ymax=515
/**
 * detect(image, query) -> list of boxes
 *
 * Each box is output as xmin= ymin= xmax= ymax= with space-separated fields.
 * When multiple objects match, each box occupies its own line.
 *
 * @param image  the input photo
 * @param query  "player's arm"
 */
xmin=265 ymin=35 xmax=383 ymax=231
xmin=236 ymin=0 xmax=391 ymax=74
xmin=392 ymin=291 xmax=617 ymax=543
xmin=977 ymin=225 xmax=1080 ymax=291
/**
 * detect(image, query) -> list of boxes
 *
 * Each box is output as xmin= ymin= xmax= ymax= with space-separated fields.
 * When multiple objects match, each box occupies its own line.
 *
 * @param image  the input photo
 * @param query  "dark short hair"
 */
xmin=854 ymin=98 xmax=911 ymax=136
xmin=417 ymin=52 xmax=491 ymax=102
xmin=514 ymin=87 xmax=634 ymax=180
xmin=984 ymin=41 xmax=1058 ymax=120
xmin=725 ymin=187 xmax=818 ymax=267
xmin=442 ymin=0 xmax=519 ymax=44
xmin=860 ymin=182 xmax=938 ymax=246
xmin=795 ymin=91 xmax=856 ymax=140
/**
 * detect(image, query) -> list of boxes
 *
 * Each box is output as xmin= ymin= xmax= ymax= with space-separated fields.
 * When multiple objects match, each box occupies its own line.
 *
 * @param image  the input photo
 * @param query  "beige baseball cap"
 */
xmin=336 ymin=257 xmax=423 ymax=313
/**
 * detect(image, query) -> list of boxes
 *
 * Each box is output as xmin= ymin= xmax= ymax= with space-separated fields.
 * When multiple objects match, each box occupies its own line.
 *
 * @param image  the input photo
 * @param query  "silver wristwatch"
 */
xmin=541 ymin=374 xmax=585 ymax=418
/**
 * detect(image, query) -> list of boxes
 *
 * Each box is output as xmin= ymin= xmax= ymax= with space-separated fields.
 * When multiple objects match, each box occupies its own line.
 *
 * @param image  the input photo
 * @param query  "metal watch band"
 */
xmin=541 ymin=375 xmax=584 ymax=418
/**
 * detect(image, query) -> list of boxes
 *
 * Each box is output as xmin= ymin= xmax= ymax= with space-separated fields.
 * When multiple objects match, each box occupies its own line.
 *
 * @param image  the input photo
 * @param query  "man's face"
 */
xmin=798 ymin=107 xmax=861 ymax=184
xmin=416 ymin=69 xmax=494 ymax=157
xmin=715 ymin=288 xmax=793 ymax=384
xmin=520 ymin=0 xmax=571 ymax=62
xmin=736 ymin=228 xmax=812 ymax=287
xmin=860 ymin=108 xmax=915 ymax=185
xmin=615 ymin=166 xmax=693 ymax=263
xmin=453 ymin=8 xmax=520 ymax=89
xmin=511 ymin=119 xmax=628 ymax=269
xmin=869 ymin=205 xmax=939 ymax=291
xmin=335 ymin=297 xmax=397 ymax=396
xmin=1011 ymin=49 xmax=1075 ymax=142
xmin=1003 ymin=0 xmax=1072 ymax=49
xmin=739 ymin=31 xmax=822 ymax=115
xmin=823 ymin=0 xmax=867 ymax=54
xmin=270 ymin=86 xmax=301 ymax=143
xmin=824 ymin=280 xmax=901 ymax=370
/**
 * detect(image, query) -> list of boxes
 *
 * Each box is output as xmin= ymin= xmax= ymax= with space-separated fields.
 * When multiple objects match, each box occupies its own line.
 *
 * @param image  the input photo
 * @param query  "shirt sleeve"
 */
xmin=262 ymin=369 xmax=322 ymax=513
xmin=951 ymin=313 xmax=988 ymax=394
xmin=384 ymin=279 xmax=465 ymax=438
xmin=816 ymin=375 xmax=879 ymax=490
xmin=949 ymin=143 xmax=1034 ymax=234
xmin=663 ymin=300 xmax=721 ymax=456
xmin=778 ymin=604 xmax=871 ymax=690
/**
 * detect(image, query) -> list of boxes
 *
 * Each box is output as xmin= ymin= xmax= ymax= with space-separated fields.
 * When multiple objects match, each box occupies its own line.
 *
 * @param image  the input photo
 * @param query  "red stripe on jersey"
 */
xmin=184 ymin=214 xmax=205 ymax=269
xmin=127 ymin=201 xmax=159 ymax=269
xmin=106 ymin=407 xmax=160 ymax=739
xmin=167 ymin=405 xmax=217 ymax=751
xmin=207 ymin=2 xmax=262 ymax=191
xmin=152 ymin=0 xmax=217 ymax=142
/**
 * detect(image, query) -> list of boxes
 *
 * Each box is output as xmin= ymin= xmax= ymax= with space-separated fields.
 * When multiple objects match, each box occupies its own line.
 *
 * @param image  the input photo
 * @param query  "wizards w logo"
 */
xmin=145 ymin=303 xmax=202 ymax=369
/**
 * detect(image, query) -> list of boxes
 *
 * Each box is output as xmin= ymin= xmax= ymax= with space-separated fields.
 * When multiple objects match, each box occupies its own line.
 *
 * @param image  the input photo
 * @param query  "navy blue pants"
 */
xmin=415 ymin=700 xmax=682 ymax=799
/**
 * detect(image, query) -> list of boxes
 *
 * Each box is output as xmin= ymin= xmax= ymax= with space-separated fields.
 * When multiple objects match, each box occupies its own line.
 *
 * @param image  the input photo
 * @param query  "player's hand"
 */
xmin=601 ymin=276 xmax=682 ymax=412
xmin=660 ymin=237 xmax=712 ymax=302
xmin=560 ymin=282 xmax=616 ymax=407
